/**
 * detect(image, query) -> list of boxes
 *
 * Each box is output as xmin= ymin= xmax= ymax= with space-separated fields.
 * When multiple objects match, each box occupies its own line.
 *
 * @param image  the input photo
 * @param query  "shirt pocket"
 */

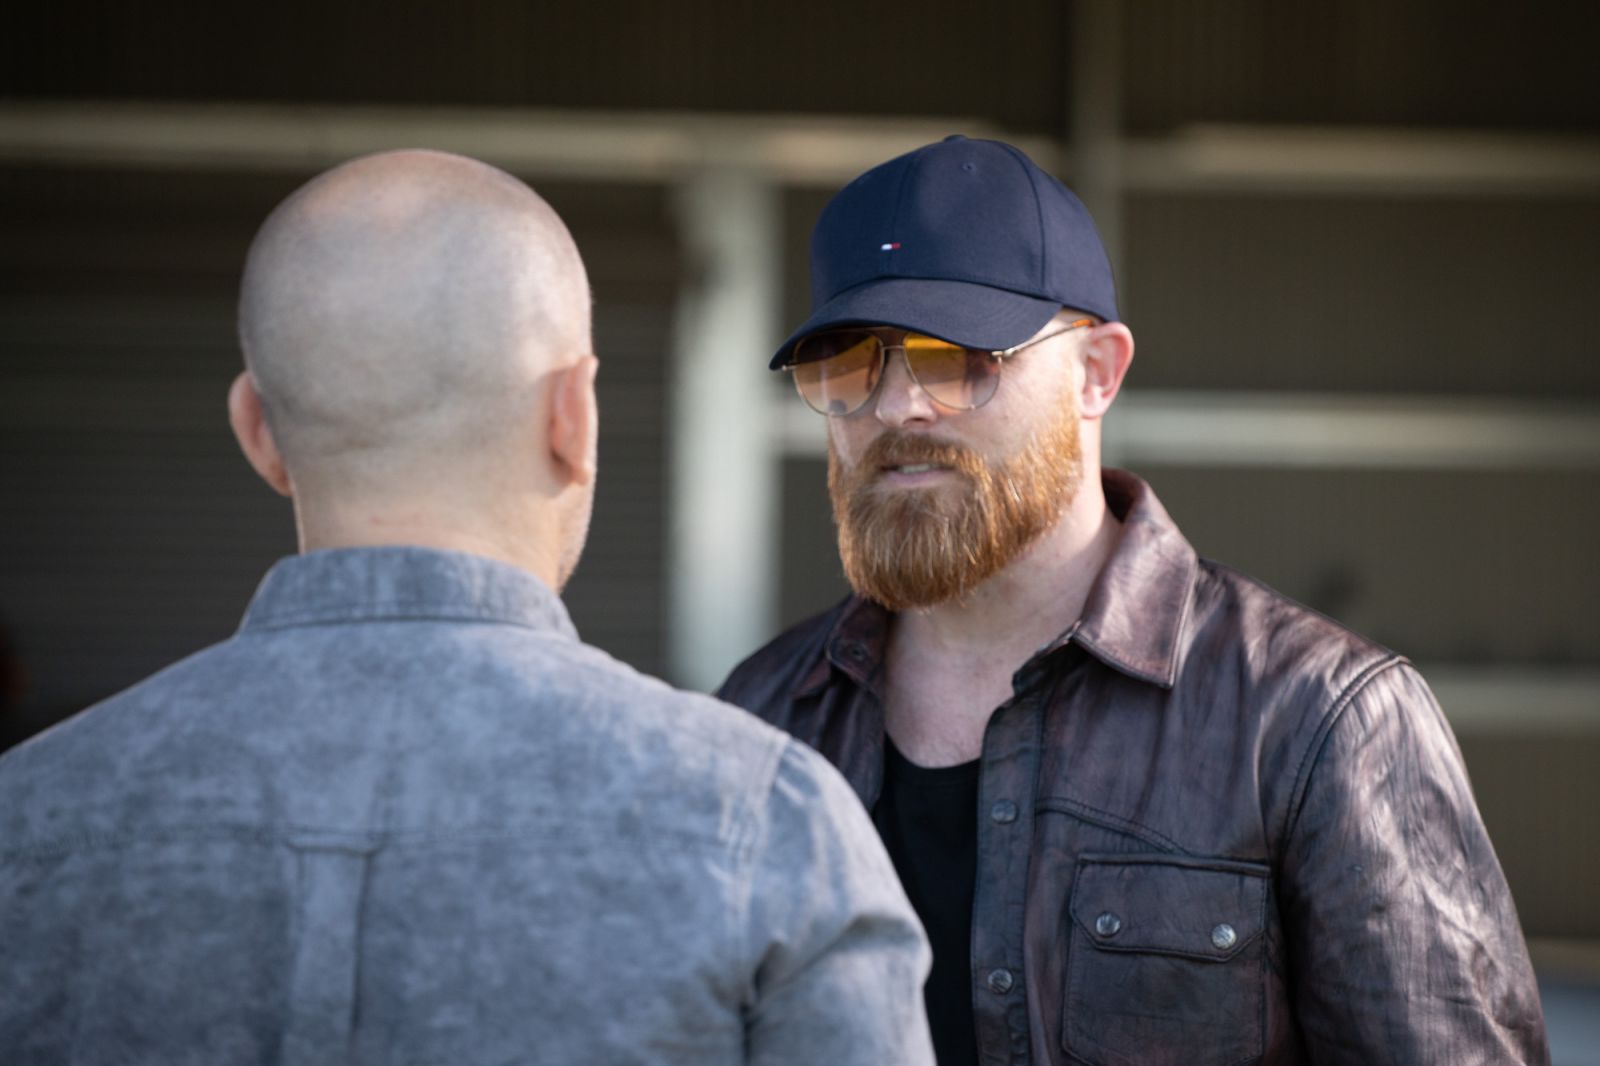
xmin=1062 ymin=853 xmax=1268 ymax=1066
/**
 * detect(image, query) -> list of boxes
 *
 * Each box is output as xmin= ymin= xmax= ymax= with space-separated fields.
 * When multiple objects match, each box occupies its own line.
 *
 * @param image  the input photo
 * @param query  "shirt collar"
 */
xmin=784 ymin=595 xmax=889 ymax=700
xmin=797 ymin=469 xmax=1197 ymax=696
xmin=1064 ymin=469 xmax=1197 ymax=688
xmin=239 ymin=546 xmax=579 ymax=641
xmin=826 ymin=596 xmax=893 ymax=694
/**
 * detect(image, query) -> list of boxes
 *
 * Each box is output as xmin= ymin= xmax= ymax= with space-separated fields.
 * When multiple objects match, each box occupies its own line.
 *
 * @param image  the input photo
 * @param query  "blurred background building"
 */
xmin=2 ymin=1 xmax=1597 ymax=1058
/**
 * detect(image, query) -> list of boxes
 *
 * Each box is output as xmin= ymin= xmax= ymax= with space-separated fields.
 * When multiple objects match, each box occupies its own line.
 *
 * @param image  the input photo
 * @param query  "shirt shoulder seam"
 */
xmin=1278 ymin=653 xmax=1410 ymax=852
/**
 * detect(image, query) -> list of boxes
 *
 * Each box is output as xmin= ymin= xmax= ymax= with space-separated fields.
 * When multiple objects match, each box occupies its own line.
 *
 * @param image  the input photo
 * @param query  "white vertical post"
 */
xmin=666 ymin=167 xmax=782 ymax=692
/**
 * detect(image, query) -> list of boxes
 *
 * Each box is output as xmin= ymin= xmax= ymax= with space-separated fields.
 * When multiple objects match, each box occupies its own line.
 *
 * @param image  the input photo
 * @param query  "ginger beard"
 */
xmin=827 ymin=398 xmax=1082 ymax=611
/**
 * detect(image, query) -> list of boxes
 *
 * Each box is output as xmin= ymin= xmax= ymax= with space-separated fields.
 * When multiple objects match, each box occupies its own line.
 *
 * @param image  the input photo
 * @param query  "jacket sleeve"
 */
xmin=1278 ymin=661 xmax=1549 ymax=1065
xmin=742 ymin=741 xmax=935 ymax=1066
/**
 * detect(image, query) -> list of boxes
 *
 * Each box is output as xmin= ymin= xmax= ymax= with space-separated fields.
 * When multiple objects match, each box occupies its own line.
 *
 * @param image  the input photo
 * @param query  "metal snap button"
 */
xmin=986 ymin=968 xmax=1014 ymax=994
xmin=1094 ymin=912 xmax=1122 ymax=937
xmin=1211 ymin=923 xmax=1237 ymax=950
xmin=989 ymin=800 xmax=1018 ymax=824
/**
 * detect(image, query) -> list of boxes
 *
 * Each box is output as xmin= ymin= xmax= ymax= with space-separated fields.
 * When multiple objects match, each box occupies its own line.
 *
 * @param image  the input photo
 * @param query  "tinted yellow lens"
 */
xmin=904 ymin=333 xmax=998 ymax=409
xmin=791 ymin=331 xmax=883 ymax=415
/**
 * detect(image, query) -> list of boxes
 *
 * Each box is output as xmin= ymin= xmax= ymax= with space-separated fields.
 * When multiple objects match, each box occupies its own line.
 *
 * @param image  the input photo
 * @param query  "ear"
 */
xmin=1077 ymin=321 xmax=1135 ymax=420
xmin=548 ymin=355 xmax=599 ymax=488
xmin=227 ymin=371 xmax=293 ymax=497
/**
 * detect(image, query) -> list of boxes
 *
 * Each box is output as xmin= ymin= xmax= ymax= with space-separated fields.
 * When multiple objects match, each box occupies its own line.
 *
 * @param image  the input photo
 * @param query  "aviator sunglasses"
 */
xmin=782 ymin=319 xmax=1094 ymax=416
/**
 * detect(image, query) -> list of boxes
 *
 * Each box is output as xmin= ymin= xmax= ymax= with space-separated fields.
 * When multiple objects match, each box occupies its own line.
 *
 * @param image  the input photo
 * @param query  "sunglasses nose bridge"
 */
xmin=872 ymin=341 xmax=914 ymax=394
xmin=870 ymin=341 xmax=946 ymax=423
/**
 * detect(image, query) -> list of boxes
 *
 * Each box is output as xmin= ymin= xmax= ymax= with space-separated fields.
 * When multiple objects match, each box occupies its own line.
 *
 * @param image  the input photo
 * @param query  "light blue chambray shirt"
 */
xmin=0 ymin=547 xmax=933 ymax=1066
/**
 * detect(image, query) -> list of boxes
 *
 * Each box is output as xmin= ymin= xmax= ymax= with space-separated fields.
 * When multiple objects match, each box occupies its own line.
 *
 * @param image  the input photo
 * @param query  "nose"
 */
xmin=872 ymin=346 xmax=940 ymax=429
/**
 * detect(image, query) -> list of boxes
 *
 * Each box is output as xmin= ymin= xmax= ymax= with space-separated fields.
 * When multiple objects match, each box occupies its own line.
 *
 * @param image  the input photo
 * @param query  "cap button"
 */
xmin=942 ymin=134 xmax=967 ymax=142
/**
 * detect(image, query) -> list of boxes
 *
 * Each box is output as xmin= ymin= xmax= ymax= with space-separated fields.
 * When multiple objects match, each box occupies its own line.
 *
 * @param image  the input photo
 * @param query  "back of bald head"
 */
xmin=238 ymin=150 xmax=591 ymax=497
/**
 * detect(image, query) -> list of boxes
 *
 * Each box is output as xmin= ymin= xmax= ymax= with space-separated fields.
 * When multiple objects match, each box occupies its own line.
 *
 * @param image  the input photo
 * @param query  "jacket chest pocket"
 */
xmin=1063 ymin=854 xmax=1268 ymax=1066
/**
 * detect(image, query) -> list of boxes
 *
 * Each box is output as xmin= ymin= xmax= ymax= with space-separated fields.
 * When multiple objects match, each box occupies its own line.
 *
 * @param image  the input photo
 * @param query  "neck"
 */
xmin=892 ymin=469 xmax=1120 ymax=662
xmin=294 ymin=495 xmax=565 ymax=590
xmin=879 ymin=468 xmax=1121 ymax=767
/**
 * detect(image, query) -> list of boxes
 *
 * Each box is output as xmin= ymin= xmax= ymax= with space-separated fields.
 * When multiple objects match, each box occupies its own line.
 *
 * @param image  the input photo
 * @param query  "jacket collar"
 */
xmin=823 ymin=596 xmax=893 ymax=696
xmin=239 ymin=546 xmax=579 ymax=641
xmin=1064 ymin=469 xmax=1197 ymax=688
xmin=801 ymin=469 xmax=1197 ymax=695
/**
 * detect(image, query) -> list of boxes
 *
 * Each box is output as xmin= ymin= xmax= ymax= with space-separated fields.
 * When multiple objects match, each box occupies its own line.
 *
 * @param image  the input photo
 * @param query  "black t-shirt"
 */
xmin=872 ymin=737 xmax=980 ymax=1066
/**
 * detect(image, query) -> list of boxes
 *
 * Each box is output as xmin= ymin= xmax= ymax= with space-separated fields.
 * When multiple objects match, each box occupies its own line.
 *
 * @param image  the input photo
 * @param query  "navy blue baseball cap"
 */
xmin=771 ymin=135 xmax=1118 ymax=369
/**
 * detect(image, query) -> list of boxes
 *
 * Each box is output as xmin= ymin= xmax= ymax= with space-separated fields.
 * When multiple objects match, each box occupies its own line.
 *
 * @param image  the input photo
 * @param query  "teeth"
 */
xmin=895 ymin=464 xmax=937 ymax=474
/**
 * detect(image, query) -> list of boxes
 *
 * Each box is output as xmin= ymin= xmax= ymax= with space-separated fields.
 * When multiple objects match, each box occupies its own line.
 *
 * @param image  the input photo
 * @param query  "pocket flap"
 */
xmin=1069 ymin=854 xmax=1268 ymax=962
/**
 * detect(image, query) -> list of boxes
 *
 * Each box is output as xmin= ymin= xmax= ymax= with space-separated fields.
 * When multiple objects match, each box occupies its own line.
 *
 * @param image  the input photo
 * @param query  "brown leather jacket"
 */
xmin=718 ymin=470 xmax=1548 ymax=1066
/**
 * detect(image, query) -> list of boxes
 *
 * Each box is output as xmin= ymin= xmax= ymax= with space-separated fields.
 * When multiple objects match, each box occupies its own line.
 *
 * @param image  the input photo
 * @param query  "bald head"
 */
xmin=238 ymin=149 xmax=591 ymax=494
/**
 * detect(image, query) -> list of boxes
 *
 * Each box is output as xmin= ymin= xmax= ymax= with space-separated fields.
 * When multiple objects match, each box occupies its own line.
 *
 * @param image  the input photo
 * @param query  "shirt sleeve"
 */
xmin=1278 ymin=661 xmax=1549 ymax=1065
xmin=742 ymin=740 xmax=935 ymax=1066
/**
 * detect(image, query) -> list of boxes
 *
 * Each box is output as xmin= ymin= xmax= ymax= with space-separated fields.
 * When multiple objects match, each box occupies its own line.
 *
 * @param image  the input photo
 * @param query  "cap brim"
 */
xmin=769 ymin=278 xmax=1063 ymax=369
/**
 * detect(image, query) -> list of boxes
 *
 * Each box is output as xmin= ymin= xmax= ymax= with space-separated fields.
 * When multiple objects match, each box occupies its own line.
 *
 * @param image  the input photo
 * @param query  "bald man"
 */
xmin=0 ymin=151 xmax=934 ymax=1066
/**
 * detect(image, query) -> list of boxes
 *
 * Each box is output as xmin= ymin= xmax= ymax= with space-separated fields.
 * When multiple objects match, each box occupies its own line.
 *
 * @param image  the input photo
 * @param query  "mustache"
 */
xmin=857 ymin=431 xmax=984 ymax=477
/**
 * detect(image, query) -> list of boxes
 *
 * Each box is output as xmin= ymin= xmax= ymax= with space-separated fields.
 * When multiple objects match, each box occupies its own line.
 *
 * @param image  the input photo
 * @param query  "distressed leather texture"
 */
xmin=719 ymin=470 xmax=1549 ymax=1066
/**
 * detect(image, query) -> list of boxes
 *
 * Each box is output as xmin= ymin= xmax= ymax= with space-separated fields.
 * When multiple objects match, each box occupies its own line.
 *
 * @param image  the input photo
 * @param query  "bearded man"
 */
xmin=717 ymin=136 xmax=1548 ymax=1066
